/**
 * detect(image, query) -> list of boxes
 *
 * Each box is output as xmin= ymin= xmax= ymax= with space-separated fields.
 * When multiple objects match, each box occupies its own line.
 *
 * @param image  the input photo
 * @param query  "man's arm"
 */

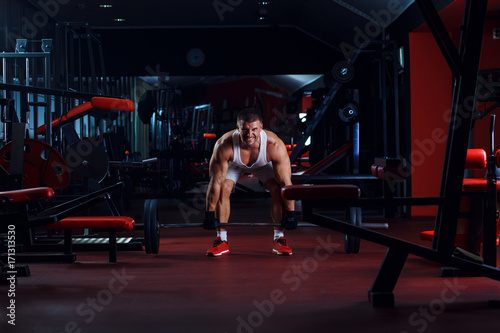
xmin=205 ymin=140 xmax=230 ymax=212
xmin=268 ymin=136 xmax=295 ymax=211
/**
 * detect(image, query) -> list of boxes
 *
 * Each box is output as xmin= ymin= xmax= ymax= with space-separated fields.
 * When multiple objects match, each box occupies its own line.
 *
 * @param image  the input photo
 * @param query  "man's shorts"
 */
xmin=225 ymin=161 xmax=275 ymax=186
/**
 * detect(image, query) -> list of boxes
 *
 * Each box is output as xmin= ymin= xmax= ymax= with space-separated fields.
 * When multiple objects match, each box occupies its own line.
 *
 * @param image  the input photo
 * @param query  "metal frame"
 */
xmin=293 ymin=0 xmax=497 ymax=307
xmin=420 ymin=0 xmax=488 ymax=254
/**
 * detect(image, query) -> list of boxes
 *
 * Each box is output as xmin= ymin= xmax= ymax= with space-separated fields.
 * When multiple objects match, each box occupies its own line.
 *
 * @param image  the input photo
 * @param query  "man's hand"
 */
xmin=281 ymin=210 xmax=297 ymax=230
xmin=203 ymin=211 xmax=219 ymax=230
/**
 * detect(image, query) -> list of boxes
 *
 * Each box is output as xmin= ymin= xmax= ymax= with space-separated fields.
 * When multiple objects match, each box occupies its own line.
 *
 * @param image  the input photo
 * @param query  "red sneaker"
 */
xmin=273 ymin=237 xmax=292 ymax=256
xmin=206 ymin=237 xmax=229 ymax=257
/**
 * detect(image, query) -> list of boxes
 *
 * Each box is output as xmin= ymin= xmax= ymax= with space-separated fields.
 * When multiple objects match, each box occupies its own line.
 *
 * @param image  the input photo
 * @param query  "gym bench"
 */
xmin=1 ymin=182 xmax=138 ymax=264
xmin=1 ymin=186 xmax=55 ymax=283
xmin=46 ymin=216 xmax=135 ymax=263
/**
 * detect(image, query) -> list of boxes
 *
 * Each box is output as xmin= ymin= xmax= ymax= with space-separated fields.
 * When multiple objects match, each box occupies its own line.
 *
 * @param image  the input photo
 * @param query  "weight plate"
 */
xmin=338 ymin=102 xmax=359 ymax=125
xmin=64 ymin=138 xmax=109 ymax=183
xmin=0 ymin=138 xmax=70 ymax=190
xmin=143 ymin=199 xmax=152 ymax=254
xmin=332 ymin=61 xmax=355 ymax=83
xmin=149 ymin=199 xmax=160 ymax=254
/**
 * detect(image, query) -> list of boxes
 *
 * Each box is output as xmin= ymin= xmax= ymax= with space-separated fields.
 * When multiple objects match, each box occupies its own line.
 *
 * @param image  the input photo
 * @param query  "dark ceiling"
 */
xmin=33 ymin=0 xmax=456 ymax=78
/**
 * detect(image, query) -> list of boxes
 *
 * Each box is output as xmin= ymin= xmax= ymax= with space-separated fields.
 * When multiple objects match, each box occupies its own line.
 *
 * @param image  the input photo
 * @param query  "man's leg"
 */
xmin=207 ymin=179 xmax=233 ymax=256
xmin=265 ymin=178 xmax=292 ymax=255
xmin=264 ymin=178 xmax=284 ymax=226
xmin=207 ymin=167 xmax=239 ymax=257
xmin=216 ymin=179 xmax=234 ymax=231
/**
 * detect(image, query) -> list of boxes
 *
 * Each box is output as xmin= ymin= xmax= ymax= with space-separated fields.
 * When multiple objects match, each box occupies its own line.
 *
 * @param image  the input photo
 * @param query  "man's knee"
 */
xmin=220 ymin=181 xmax=234 ymax=199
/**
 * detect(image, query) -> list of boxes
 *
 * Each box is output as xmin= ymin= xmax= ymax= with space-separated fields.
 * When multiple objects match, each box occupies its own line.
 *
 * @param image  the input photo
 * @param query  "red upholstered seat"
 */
xmin=47 ymin=216 xmax=135 ymax=231
xmin=281 ymin=184 xmax=361 ymax=201
xmin=0 ymin=187 xmax=54 ymax=203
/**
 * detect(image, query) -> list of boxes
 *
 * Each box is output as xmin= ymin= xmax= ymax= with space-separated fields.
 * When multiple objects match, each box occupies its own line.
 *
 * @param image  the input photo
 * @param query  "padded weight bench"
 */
xmin=282 ymin=184 xmax=361 ymax=216
xmin=1 ymin=186 xmax=55 ymax=204
xmin=1 ymin=182 xmax=137 ymax=264
xmin=1 ymin=186 xmax=55 ymax=283
xmin=46 ymin=216 xmax=135 ymax=263
xmin=282 ymin=184 xmax=363 ymax=253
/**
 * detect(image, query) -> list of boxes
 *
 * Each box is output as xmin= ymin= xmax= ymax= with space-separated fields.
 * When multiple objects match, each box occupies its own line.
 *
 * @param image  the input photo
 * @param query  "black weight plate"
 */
xmin=143 ymin=199 xmax=152 ymax=254
xmin=64 ymin=138 xmax=109 ymax=183
xmin=149 ymin=199 xmax=160 ymax=254
xmin=338 ymin=102 xmax=359 ymax=125
xmin=332 ymin=61 xmax=354 ymax=83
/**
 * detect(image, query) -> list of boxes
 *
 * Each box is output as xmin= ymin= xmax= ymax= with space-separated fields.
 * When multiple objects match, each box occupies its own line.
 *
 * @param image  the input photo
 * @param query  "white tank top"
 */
xmin=232 ymin=130 xmax=269 ymax=169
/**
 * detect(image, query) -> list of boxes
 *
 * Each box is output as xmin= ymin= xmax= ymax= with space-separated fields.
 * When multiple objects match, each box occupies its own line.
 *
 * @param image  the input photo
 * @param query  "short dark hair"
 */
xmin=237 ymin=108 xmax=262 ymax=124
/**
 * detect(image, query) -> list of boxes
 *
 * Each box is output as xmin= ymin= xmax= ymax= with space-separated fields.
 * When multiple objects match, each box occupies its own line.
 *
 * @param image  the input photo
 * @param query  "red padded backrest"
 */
xmin=91 ymin=97 xmax=134 ymax=112
xmin=465 ymin=149 xmax=487 ymax=170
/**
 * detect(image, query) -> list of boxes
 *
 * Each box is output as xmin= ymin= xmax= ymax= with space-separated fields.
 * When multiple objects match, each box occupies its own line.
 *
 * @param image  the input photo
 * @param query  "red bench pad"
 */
xmin=462 ymin=178 xmax=500 ymax=192
xmin=47 ymin=216 xmax=135 ymax=231
xmin=419 ymin=230 xmax=468 ymax=248
xmin=281 ymin=184 xmax=361 ymax=201
xmin=0 ymin=187 xmax=54 ymax=203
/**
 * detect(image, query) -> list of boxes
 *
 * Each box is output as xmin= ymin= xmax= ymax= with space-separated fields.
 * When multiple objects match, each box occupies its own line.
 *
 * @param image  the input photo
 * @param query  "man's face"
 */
xmin=237 ymin=120 xmax=262 ymax=147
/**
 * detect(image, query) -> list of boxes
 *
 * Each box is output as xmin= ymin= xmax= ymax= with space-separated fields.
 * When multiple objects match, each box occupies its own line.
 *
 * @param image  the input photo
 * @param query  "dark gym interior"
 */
xmin=2 ymin=0 xmax=500 ymax=332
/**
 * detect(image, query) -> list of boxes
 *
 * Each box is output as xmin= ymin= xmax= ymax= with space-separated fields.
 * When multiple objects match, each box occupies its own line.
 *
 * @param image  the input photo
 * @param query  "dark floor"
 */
xmin=2 ymin=196 xmax=500 ymax=333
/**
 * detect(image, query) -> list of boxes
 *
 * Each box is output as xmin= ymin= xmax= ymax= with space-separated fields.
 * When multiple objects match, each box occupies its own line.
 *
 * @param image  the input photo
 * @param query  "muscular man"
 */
xmin=204 ymin=108 xmax=296 ymax=256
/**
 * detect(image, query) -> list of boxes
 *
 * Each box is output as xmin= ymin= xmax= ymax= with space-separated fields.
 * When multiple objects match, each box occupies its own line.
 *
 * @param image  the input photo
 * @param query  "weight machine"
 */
xmin=285 ymin=0 xmax=500 ymax=308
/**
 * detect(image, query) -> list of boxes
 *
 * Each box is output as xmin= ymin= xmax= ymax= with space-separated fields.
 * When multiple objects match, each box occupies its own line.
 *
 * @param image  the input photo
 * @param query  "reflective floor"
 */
xmin=2 ymin=196 xmax=500 ymax=333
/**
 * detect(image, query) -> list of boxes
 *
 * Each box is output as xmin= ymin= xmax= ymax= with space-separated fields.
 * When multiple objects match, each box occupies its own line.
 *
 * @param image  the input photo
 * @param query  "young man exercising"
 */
xmin=203 ymin=108 xmax=296 ymax=256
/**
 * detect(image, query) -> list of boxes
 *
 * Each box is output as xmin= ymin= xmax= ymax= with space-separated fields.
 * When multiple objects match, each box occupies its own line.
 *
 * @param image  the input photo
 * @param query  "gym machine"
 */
xmin=284 ymin=0 xmax=500 ymax=308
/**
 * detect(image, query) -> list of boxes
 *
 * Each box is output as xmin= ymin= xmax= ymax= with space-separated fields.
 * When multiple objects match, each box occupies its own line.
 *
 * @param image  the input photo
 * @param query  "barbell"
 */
xmin=139 ymin=200 xmax=380 ymax=254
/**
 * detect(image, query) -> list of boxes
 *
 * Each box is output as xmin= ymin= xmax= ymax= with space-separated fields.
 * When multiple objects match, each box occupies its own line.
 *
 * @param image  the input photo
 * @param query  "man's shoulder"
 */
xmin=219 ymin=130 xmax=236 ymax=146
xmin=215 ymin=130 xmax=235 ymax=155
xmin=263 ymin=130 xmax=286 ymax=159
xmin=263 ymin=129 xmax=283 ymax=146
